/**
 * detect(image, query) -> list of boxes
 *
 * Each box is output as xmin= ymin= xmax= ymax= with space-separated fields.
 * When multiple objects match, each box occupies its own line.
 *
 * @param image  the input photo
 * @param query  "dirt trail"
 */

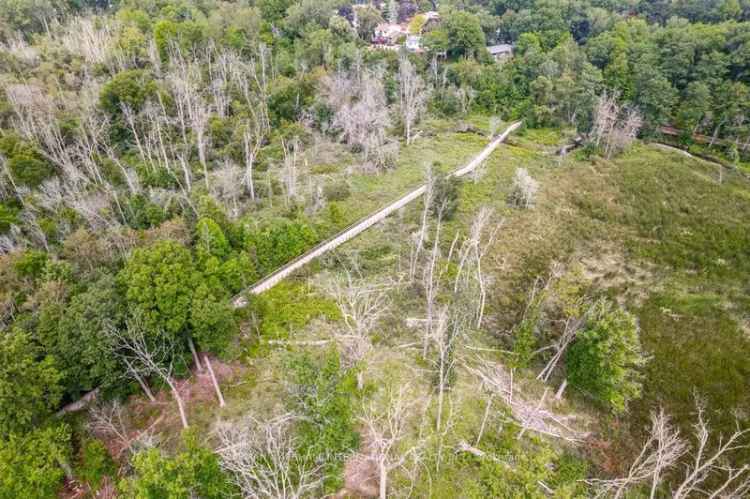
xmin=232 ymin=121 xmax=523 ymax=308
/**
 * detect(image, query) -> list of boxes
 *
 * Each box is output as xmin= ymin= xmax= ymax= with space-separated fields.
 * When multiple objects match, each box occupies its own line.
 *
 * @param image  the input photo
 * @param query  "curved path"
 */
xmin=232 ymin=121 xmax=523 ymax=308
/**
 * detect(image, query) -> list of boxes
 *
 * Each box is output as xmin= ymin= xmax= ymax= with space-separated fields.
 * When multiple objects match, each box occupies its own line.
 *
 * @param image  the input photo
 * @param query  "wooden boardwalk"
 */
xmin=232 ymin=121 xmax=523 ymax=308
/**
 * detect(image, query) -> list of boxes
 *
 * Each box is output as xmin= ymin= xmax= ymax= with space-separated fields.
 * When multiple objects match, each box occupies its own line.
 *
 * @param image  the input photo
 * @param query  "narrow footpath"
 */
xmin=232 ymin=121 xmax=523 ymax=308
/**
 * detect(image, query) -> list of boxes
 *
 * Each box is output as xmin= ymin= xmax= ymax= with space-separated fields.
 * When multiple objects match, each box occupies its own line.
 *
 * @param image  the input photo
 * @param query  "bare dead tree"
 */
xmin=592 ymin=91 xmax=618 ymax=151
xmin=19 ymin=209 xmax=49 ymax=251
xmin=124 ymin=100 xmax=196 ymax=215
xmin=429 ymin=308 xmax=451 ymax=433
xmin=207 ymin=46 xmax=232 ymax=119
xmin=325 ymin=267 xmax=393 ymax=367
xmin=242 ymin=119 xmax=262 ymax=201
xmin=203 ymin=354 xmax=225 ymax=408
xmin=586 ymin=408 xmax=687 ymax=498
xmin=212 ymin=160 xmax=244 ymax=219
xmin=672 ymin=401 xmax=750 ymax=499
xmin=87 ymin=400 xmax=158 ymax=458
xmin=215 ymin=413 xmax=322 ymax=499
xmin=166 ymin=47 xmax=213 ymax=190
xmin=360 ymin=385 xmax=426 ymax=499
xmin=507 ymin=168 xmax=540 ymax=209
xmin=105 ymin=316 xmax=190 ymax=429
xmin=488 ymin=116 xmax=502 ymax=138
xmin=587 ymin=398 xmax=750 ymax=499
xmin=468 ymin=359 xmax=587 ymax=443
xmin=281 ymin=136 xmax=299 ymax=206
xmin=88 ymin=400 xmax=131 ymax=456
xmin=54 ymin=16 xmax=117 ymax=67
xmin=7 ymin=81 xmax=110 ymax=190
xmin=408 ymin=165 xmax=435 ymax=282
xmin=0 ymin=153 xmax=22 ymax=204
xmin=420 ymin=200 xmax=444 ymax=358
xmin=452 ymin=207 xmax=501 ymax=328
xmin=229 ymin=44 xmax=272 ymax=136
xmin=398 ymin=55 xmax=429 ymax=145
xmin=456 ymin=86 xmax=476 ymax=115
xmin=608 ymin=107 xmax=643 ymax=158
xmin=591 ymin=92 xmax=643 ymax=159
xmin=0 ymin=34 xmax=39 ymax=64
xmin=323 ymin=66 xmax=395 ymax=171
xmin=192 ymin=95 xmax=212 ymax=190
xmin=536 ymin=289 xmax=591 ymax=384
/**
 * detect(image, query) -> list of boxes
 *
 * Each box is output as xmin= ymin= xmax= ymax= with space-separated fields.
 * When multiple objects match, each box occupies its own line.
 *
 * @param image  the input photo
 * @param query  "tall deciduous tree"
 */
xmin=119 ymin=239 xmax=198 ymax=340
xmin=443 ymin=11 xmax=486 ymax=58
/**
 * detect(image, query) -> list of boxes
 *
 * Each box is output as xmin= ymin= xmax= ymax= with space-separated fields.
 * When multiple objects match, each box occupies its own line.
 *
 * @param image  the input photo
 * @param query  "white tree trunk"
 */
xmin=168 ymin=379 xmax=189 ymax=429
xmin=379 ymin=460 xmax=388 ymax=499
xmin=555 ymin=379 xmax=568 ymax=400
xmin=125 ymin=359 xmax=156 ymax=402
xmin=204 ymin=354 xmax=226 ymax=407
xmin=188 ymin=336 xmax=202 ymax=371
xmin=476 ymin=394 xmax=493 ymax=446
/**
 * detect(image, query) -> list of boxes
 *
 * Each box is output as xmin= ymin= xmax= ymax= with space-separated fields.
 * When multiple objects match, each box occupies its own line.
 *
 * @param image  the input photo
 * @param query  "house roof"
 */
xmin=375 ymin=23 xmax=406 ymax=36
xmin=487 ymin=44 xmax=513 ymax=54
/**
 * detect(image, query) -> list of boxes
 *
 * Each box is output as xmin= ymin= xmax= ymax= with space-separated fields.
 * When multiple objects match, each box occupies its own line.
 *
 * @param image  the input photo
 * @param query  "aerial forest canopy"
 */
xmin=0 ymin=0 xmax=749 ymax=497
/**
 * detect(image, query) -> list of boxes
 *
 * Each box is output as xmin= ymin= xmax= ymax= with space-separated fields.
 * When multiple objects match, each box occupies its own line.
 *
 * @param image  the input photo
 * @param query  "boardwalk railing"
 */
xmin=232 ymin=121 xmax=523 ymax=308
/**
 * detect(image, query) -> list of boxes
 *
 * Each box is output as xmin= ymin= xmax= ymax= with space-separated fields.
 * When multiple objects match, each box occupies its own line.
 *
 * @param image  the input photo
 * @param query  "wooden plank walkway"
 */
xmin=232 ymin=121 xmax=523 ymax=308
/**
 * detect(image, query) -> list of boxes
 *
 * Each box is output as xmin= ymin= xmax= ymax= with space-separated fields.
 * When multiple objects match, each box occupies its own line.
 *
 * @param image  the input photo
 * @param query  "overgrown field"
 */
xmin=218 ymin=128 xmax=750 ymax=493
xmin=22 ymin=122 xmax=750 ymax=496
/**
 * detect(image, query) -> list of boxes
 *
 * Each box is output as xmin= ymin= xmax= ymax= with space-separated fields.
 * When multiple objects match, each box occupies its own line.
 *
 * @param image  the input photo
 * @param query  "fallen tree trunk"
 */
xmin=56 ymin=387 xmax=101 ymax=417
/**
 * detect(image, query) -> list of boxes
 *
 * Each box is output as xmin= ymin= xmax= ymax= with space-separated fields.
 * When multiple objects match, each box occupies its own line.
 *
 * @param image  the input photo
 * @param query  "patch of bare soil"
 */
xmin=126 ymin=354 xmax=241 ymax=435
xmin=336 ymin=431 xmax=379 ymax=498
xmin=78 ymin=355 xmax=244 ymax=497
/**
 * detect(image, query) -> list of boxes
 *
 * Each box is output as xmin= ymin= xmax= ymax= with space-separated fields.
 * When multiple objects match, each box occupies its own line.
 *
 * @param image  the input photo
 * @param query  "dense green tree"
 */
xmin=99 ymin=69 xmax=157 ymax=117
xmin=0 ymin=134 xmax=55 ymax=187
xmin=247 ymin=219 xmax=318 ymax=276
xmin=37 ymin=274 xmax=125 ymax=397
xmin=189 ymin=283 xmax=236 ymax=354
xmin=120 ymin=431 xmax=233 ymax=499
xmin=283 ymin=0 xmax=334 ymax=37
xmin=268 ymin=75 xmax=314 ymax=125
xmin=257 ymin=0 xmax=294 ymax=23
xmin=443 ymin=10 xmax=486 ymax=58
xmin=76 ymin=439 xmax=116 ymax=491
xmin=0 ymin=424 xmax=71 ymax=498
xmin=195 ymin=217 xmax=231 ymax=262
xmin=0 ymin=203 xmax=19 ymax=234
xmin=119 ymin=240 xmax=198 ymax=339
xmin=422 ymin=27 xmax=450 ymax=54
xmin=633 ymin=66 xmax=678 ymax=128
xmin=567 ymin=299 xmax=646 ymax=413
xmin=0 ymin=330 xmax=63 ymax=436
xmin=676 ymin=81 xmax=713 ymax=134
